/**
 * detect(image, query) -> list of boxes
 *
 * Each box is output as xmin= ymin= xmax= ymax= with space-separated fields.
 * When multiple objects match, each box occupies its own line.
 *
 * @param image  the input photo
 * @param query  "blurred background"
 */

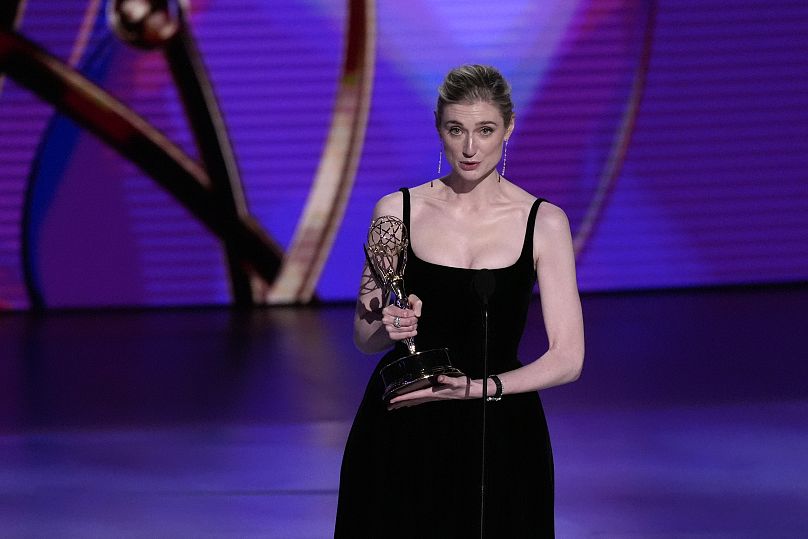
xmin=2 ymin=0 xmax=806 ymax=310
xmin=1 ymin=1 xmax=807 ymax=537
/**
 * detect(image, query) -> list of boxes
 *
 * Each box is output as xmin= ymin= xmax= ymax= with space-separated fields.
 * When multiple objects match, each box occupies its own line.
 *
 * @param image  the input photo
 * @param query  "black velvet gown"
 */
xmin=335 ymin=189 xmax=554 ymax=538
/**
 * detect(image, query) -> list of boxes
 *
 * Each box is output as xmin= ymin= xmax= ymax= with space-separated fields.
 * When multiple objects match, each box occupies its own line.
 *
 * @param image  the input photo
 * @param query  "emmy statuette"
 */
xmin=364 ymin=215 xmax=464 ymax=401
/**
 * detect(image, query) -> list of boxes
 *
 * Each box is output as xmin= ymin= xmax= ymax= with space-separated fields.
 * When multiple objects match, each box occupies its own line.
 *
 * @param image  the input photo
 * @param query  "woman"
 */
xmin=336 ymin=65 xmax=584 ymax=538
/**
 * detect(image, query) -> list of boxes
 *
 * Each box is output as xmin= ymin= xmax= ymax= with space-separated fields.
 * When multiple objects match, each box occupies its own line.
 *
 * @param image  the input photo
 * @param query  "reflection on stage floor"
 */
xmin=1 ymin=284 xmax=806 ymax=537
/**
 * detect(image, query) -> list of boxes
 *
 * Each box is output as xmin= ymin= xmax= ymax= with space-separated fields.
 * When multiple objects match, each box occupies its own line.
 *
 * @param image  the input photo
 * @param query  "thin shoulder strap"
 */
xmin=399 ymin=187 xmax=411 ymax=230
xmin=521 ymin=198 xmax=545 ymax=260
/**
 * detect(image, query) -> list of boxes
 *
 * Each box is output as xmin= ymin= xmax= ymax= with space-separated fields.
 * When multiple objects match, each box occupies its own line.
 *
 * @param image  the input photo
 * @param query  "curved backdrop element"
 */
xmin=0 ymin=0 xmax=806 ymax=309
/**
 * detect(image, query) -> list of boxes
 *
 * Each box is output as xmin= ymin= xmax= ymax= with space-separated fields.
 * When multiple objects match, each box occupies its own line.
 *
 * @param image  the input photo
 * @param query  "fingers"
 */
xmin=387 ymin=397 xmax=431 ymax=411
xmin=383 ymin=302 xmax=416 ymax=319
xmin=381 ymin=303 xmax=419 ymax=340
xmin=408 ymin=294 xmax=423 ymax=317
xmin=434 ymin=375 xmax=466 ymax=388
xmin=382 ymin=313 xmax=417 ymax=337
xmin=434 ymin=375 xmax=472 ymax=399
xmin=386 ymin=375 xmax=469 ymax=410
xmin=382 ymin=310 xmax=416 ymax=329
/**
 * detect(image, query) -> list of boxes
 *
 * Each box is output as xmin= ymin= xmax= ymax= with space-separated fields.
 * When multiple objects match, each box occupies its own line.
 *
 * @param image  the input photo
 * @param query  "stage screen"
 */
xmin=0 ymin=0 xmax=806 ymax=309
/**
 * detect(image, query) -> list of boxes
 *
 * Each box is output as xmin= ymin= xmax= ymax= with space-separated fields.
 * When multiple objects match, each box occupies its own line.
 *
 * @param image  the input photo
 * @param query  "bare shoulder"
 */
xmin=534 ymin=201 xmax=573 ymax=249
xmin=536 ymin=201 xmax=570 ymax=232
xmin=372 ymin=191 xmax=404 ymax=220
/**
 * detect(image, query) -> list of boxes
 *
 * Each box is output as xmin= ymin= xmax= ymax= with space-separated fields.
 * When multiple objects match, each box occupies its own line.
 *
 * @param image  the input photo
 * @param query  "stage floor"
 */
xmin=1 ymin=284 xmax=806 ymax=537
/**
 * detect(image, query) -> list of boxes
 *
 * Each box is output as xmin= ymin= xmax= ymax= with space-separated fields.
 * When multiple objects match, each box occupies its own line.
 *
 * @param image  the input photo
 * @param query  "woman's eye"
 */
xmin=449 ymin=127 xmax=462 ymax=135
xmin=480 ymin=127 xmax=493 ymax=135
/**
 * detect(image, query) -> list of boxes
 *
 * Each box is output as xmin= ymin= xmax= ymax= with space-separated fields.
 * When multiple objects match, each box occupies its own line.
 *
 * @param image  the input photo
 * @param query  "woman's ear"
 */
xmin=506 ymin=115 xmax=516 ymax=139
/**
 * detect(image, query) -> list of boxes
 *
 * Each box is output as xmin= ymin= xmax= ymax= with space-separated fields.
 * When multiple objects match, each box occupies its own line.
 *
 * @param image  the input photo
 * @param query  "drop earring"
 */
xmin=433 ymin=148 xmax=443 ymax=187
xmin=500 ymin=139 xmax=509 ymax=179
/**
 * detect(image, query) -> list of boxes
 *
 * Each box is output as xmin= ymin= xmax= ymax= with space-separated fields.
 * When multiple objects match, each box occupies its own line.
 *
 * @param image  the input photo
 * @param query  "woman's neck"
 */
xmin=440 ymin=168 xmax=501 ymax=198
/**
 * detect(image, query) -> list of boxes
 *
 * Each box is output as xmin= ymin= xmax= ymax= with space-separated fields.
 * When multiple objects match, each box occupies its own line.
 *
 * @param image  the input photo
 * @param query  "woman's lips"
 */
xmin=458 ymin=161 xmax=480 ymax=171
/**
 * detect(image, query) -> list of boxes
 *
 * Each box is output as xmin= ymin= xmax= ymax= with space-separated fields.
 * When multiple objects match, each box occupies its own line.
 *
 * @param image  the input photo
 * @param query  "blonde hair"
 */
xmin=436 ymin=64 xmax=514 ymax=127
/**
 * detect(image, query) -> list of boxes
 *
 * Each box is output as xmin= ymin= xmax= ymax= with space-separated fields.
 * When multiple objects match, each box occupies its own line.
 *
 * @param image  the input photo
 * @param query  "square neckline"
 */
xmin=401 ymin=188 xmax=543 ymax=272
xmin=408 ymin=247 xmax=520 ymax=272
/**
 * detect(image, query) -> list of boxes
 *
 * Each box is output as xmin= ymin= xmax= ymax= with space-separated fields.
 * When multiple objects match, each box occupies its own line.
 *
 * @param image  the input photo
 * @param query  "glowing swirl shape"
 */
xmin=266 ymin=0 xmax=376 ymax=304
xmin=0 ymin=29 xmax=284 ymax=306
xmin=107 ymin=0 xmax=257 ymax=303
xmin=1 ymin=0 xmax=376 ymax=307
xmin=572 ymin=1 xmax=657 ymax=257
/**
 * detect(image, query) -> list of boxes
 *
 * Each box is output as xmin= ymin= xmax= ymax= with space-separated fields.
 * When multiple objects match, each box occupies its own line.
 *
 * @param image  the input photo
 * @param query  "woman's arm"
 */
xmin=495 ymin=202 xmax=584 ymax=393
xmin=353 ymin=192 xmax=423 ymax=354
xmin=388 ymin=202 xmax=584 ymax=406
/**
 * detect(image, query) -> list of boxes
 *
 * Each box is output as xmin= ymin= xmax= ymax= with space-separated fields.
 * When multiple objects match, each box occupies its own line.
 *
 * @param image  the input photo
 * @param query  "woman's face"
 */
xmin=438 ymin=101 xmax=513 ymax=182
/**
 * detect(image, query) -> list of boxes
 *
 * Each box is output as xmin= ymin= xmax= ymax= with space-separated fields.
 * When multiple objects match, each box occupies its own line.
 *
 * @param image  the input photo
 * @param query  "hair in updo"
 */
xmin=435 ymin=64 xmax=514 ymax=128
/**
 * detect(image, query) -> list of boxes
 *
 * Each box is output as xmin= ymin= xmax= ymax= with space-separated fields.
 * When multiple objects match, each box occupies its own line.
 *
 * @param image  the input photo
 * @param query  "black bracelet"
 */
xmin=486 ymin=375 xmax=503 ymax=402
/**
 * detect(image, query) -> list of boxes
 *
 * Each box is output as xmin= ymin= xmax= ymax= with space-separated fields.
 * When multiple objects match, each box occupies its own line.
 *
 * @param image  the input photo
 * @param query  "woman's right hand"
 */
xmin=381 ymin=294 xmax=422 ymax=341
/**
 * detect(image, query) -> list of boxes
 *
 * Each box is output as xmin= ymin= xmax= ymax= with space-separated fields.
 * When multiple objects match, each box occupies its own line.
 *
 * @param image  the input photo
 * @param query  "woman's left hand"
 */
xmin=387 ymin=375 xmax=482 ymax=410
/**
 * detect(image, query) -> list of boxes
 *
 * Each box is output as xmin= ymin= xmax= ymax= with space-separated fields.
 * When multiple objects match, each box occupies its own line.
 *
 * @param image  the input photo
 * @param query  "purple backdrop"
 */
xmin=0 ymin=0 xmax=806 ymax=309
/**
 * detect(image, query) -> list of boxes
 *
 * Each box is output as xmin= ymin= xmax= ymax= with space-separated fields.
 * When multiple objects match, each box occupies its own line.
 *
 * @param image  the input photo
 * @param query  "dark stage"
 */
xmin=1 ymin=285 xmax=806 ymax=537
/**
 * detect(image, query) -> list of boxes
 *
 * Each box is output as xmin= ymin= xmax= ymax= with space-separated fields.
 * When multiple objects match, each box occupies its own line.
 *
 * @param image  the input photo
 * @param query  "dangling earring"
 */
xmin=500 ymin=139 xmax=509 ymax=179
xmin=433 ymin=148 xmax=443 ymax=187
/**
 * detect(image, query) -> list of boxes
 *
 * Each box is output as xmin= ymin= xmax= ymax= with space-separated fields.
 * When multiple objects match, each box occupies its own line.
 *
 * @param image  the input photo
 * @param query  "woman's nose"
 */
xmin=462 ymin=135 xmax=475 ymax=157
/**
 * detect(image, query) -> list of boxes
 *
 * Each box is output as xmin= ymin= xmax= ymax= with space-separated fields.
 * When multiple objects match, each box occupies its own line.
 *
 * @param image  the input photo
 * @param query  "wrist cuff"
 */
xmin=486 ymin=375 xmax=503 ymax=402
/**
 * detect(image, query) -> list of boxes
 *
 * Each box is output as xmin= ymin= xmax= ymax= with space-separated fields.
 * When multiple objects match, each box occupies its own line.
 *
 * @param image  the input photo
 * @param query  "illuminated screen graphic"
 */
xmin=0 ymin=0 xmax=806 ymax=309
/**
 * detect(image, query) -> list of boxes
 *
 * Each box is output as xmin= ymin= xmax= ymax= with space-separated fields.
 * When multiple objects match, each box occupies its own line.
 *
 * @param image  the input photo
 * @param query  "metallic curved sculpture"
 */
xmin=266 ymin=0 xmax=376 ymax=304
xmin=572 ymin=1 xmax=657 ymax=256
xmin=0 ymin=0 xmax=376 ymax=307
